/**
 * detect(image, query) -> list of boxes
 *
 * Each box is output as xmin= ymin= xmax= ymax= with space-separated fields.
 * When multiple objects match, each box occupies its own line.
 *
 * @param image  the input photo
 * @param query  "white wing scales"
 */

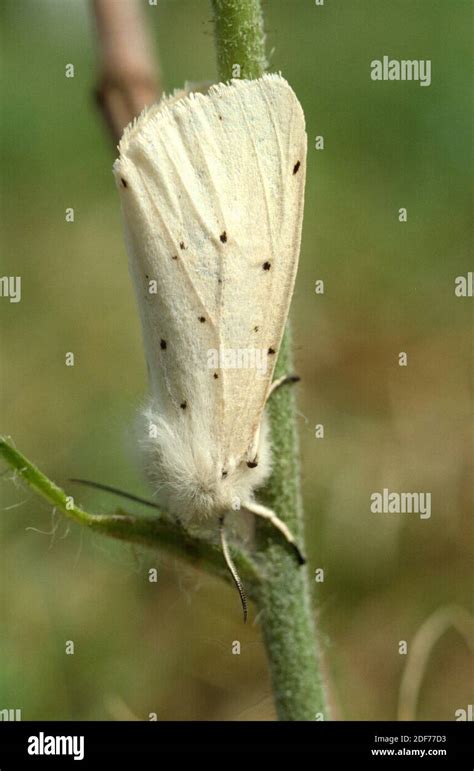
xmin=114 ymin=74 xmax=306 ymax=502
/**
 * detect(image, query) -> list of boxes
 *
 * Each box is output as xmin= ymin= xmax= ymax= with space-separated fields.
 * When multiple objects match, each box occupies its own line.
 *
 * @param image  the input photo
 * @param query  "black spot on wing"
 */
xmin=179 ymin=241 xmax=186 ymax=250
xmin=268 ymin=347 xmax=276 ymax=355
xmin=121 ymin=178 xmax=128 ymax=188
xmin=293 ymin=161 xmax=301 ymax=175
xmin=198 ymin=316 xmax=206 ymax=323
xmin=262 ymin=261 xmax=271 ymax=271
xmin=220 ymin=231 xmax=227 ymax=243
xmin=180 ymin=401 xmax=187 ymax=410
xmin=160 ymin=339 xmax=167 ymax=350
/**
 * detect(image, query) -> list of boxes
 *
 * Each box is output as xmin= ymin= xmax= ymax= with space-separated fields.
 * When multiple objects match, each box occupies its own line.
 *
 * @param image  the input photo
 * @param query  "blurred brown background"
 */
xmin=1 ymin=0 xmax=472 ymax=720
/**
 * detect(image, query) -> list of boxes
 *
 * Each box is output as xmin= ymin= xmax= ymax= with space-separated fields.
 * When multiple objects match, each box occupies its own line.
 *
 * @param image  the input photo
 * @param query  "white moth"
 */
xmin=113 ymin=74 xmax=307 ymax=617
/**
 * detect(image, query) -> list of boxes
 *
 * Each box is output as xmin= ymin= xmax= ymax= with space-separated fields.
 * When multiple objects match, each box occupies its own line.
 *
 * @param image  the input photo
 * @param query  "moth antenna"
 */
xmin=219 ymin=515 xmax=248 ymax=623
xmin=69 ymin=479 xmax=161 ymax=510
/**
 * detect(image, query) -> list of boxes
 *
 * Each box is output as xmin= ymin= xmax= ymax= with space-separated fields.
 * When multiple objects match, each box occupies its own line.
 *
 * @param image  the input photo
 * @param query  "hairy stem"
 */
xmin=0 ymin=438 xmax=260 ymax=595
xmin=211 ymin=0 xmax=267 ymax=80
xmin=212 ymin=0 xmax=329 ymax=720
xmin=258 ymin=331 xmax=328 ymax=719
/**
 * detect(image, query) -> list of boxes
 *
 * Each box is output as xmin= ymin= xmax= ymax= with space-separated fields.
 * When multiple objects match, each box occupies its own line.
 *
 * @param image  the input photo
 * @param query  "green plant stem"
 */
xmin=211 ymin=0 xmax=266 ymax=80
xmin=211 ymin=0 xmax=329 ymax=720
xmin=258 ymin=330 xmax=327 ymax=719
xmin=0 ymin=438 xmax=260 ymax=595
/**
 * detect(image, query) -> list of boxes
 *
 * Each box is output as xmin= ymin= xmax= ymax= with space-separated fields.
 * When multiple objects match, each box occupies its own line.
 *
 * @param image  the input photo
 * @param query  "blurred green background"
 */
xmin=1 ymin=0 xmax=472 ymax=720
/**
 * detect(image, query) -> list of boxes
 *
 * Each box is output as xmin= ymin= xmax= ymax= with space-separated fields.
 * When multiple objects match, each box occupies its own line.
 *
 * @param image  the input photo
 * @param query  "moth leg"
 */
xmin=246 ymin=375 xmax=301 ymax=464
xmin=244 ymin=501 xmax=306 ymax=565
xmin=266 ymin=374 xmax=300 ymax=402
xmin=247 ymin=375 xmax=301 ymax=468
xmin=219 ymin=515 xmax=248 ymax=623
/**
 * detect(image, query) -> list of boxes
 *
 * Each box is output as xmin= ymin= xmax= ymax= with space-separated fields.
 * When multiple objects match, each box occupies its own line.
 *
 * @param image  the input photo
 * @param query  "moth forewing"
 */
xmin=114 ymin=74 xmax=307 ymax=596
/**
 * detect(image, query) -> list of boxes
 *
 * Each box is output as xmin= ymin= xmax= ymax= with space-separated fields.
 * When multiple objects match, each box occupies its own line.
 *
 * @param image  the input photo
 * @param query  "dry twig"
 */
xmin=92 ymin=0 xmax=161 ymax=145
